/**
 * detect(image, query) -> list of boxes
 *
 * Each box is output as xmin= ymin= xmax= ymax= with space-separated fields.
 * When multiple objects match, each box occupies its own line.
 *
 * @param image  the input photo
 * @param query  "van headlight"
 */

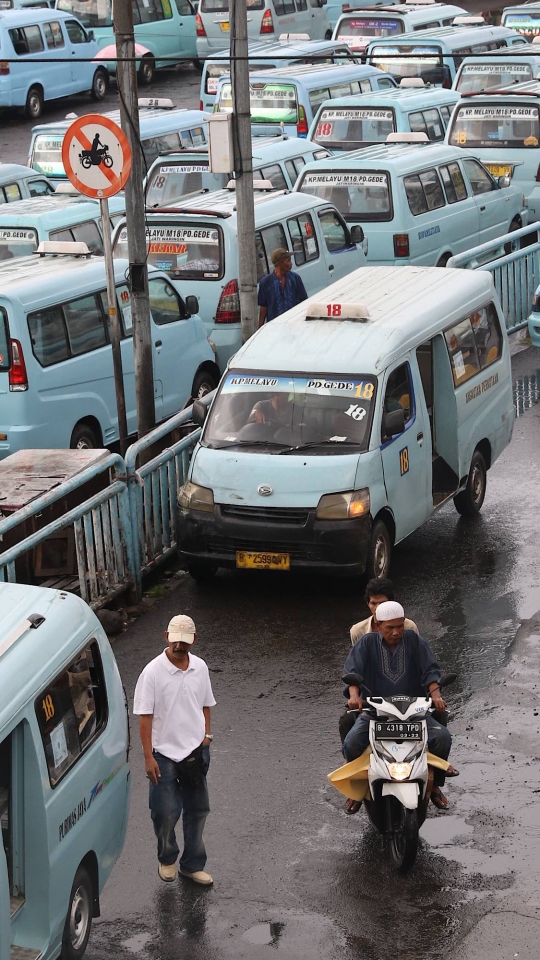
xmin=315 ymin=488 xmax=370 ymax=520
xmin=178 ymin=481 xmax=214 ymax=513
xmin=388 ymin=762 xmax=412 ymax=781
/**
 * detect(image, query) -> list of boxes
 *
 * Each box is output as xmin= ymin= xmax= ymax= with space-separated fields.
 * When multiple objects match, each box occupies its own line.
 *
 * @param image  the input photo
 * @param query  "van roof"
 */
xmin=0 ymin=162 xmax=47 ymax=182
xmin=0 ymin=8 xmax=73 ymax=23
xmin=144 ymin=189 xmax=333 ymax=224
xmin=315 ymin=87 xmax=459 ymax=108
xmin=338 ymin=3 xmax=465 ymax=20
xmin=207 ymin=38 xmax=355 ymax=60
xmin=456 ymin=79 xmax=540 ymax=98
xmin=0 ymin=254 xmax=139 ymax=307
xmin=235 ymin=62 xmax=380 ymax=82
xmin=148 ymin=135 xmax=323 ymax=166
xmin=0 ymin=193 xmax=124 ymax=227
xmin=31 ymin=109 xmax=209 ymax=137
xmin=0 ymin=583 xmax=100 ymax=734
xmin=368 ymin=23 xmax=519 ymax=46
xmin=457 ymin=46 xmax=540 ymax=61
xmin=299 ymin=140 xmax=464 ymax=170
xmin=230 ymin=265 xmax=495 ymax=374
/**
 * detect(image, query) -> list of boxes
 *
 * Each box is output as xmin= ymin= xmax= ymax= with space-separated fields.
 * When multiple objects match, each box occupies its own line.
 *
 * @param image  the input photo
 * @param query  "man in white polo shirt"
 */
xmin=133 ymin=614 xmax=216 ymax=885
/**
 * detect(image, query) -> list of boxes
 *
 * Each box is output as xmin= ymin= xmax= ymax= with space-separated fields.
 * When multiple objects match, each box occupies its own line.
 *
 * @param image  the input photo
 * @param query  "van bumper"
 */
xmin=177 ymin=506 xmax=372 ymax=574
xmin=528 ymin=309 xmax=540 ymax=347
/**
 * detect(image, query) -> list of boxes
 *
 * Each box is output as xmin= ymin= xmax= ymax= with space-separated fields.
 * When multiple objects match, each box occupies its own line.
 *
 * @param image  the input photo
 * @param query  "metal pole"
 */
xmin=114 ymin=0 xmax=155 ymax=440
xmin=230 ymin=0 xmax=258 ymax=343
xmin=100 ymin=197 xmax=128 ymax=456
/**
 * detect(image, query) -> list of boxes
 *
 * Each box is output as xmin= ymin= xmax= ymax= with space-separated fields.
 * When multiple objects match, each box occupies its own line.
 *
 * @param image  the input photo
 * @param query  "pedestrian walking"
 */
xmin=258 ymin=247 xmax=308 ymax=327
xmin=133 ymin=614 xmax=216 ymax=885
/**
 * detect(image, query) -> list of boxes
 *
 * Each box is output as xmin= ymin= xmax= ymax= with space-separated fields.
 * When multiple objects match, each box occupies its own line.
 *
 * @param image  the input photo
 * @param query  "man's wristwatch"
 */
xmin=204 ymin=734 xmax=213 ymax=741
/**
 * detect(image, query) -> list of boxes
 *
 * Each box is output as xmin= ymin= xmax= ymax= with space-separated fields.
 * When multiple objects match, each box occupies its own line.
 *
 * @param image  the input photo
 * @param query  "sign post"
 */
xmin=62 ymin=114 xmax=132 ymax=455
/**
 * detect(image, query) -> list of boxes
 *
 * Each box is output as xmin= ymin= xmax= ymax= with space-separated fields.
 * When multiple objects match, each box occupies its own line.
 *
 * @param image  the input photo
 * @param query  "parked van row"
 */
xmin=332 ymin=1 xmax=469 ymax=56
xmin=294 ymin=141 xmax=527 ymax=265
xmin=178 ymin=264 xmax=514 ymax=580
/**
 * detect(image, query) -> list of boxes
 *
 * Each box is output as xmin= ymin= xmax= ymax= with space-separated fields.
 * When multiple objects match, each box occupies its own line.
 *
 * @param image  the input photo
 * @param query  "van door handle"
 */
xmin=155 ymin=340 xmax=162 ymax=347
xmin=480 ymin=205 xmax=486 ymax=211
xmin=417 ymin=432 xmax=423 ymax=442
xmin=328 ymin=264 xmax=334 ymax=271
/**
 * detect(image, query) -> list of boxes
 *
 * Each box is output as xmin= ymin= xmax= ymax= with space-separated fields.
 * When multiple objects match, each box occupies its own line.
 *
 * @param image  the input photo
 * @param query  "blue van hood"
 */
xmin=190 ymin=445 xmax=360 ymax=508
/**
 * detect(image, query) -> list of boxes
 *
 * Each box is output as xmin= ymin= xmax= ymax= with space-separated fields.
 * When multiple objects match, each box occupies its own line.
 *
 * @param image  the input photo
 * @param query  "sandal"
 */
xmin=345 ymin=798 xmax=362 ymax=815
xmin=445 ymin=765 xmax=459 ymax=778
xmin=431 ymin=789 xmax=449 ymax=810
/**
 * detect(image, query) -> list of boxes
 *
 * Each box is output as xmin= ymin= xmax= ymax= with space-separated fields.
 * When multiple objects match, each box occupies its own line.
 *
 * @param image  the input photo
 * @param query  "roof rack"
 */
xmin=146 ymin=207 xmax=232 ymax=218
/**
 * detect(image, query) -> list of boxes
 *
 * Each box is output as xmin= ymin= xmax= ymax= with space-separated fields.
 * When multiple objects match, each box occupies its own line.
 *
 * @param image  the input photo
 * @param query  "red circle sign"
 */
xmin=62 ymin=113 xmax=132 ymax=199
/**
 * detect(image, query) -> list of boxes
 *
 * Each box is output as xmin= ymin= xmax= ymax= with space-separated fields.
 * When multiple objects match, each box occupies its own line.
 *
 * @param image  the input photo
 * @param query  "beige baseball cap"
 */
xmin=167 ymin=614 xmax=196 ymax=643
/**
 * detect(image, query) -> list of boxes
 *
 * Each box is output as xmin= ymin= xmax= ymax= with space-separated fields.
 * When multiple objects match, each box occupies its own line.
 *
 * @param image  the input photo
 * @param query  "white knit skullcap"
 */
xmin=376 ymin=601 xmax=405 ymax=622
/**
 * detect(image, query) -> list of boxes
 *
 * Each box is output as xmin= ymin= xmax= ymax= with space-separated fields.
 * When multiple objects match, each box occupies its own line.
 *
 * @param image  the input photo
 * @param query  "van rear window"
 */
xmin=145 ymin=161 xmax=225 ymax=207
xmin=31 ymin=135 xmax=65 ymax=177
xmin=218 ymin=82 xmax=298 ymax=124
xmin=0 ymin=227 xmax=38 ymax=261
xmin=298 ymin=170 xmax=392 ymax=221
xmin=370 ymin=44 xmax=444 ymax=84
xmin=337 ymin=17 xmax=403 ymax=46
xmin=448 ymin=103 xmax=540 ymax=149
xmin=114 ymin=222 xmax=224 ymax=279
xmin=200 ymin=0 xmax=229 ymax=10
xmin=315 ymin=107 xmax=395 ymax=150
xmin=456 ymin=62 xmax=533 ymax=93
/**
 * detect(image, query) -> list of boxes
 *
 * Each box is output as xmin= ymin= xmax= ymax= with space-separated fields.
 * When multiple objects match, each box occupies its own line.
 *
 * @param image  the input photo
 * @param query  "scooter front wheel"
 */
xmin=390 ymin=806 xmax=418 ymax=873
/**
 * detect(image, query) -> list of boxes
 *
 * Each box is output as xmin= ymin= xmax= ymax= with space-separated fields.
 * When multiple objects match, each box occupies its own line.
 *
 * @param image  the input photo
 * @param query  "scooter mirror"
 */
xmin=439 ymin=673 xmax=457 ymax=688
xmin=342 ymin=672 xmax=364 ymax=689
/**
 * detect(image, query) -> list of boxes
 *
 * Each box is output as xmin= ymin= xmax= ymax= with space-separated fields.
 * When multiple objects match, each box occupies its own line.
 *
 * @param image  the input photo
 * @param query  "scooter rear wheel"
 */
xmin=390 ymin=806 xmax=418 ymax=873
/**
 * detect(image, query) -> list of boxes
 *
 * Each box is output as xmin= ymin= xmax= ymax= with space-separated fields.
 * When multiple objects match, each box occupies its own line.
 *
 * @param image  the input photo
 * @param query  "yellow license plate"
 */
xmin=485 ymin=164 xmax=512 ymax=178
xmin=236 ymin=550 xmax=290 ymax=570
xmin=220 ymin=20 xmax=230 ymax=30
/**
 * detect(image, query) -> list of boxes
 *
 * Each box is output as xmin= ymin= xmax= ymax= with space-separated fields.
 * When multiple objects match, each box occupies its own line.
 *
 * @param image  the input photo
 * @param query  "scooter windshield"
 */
xmin=202 ymin=371 xmax=377 ymax=453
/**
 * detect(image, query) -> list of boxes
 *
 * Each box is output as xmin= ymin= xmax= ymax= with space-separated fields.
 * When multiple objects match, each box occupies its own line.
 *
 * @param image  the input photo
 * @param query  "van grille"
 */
xmin=220 ymin=505 xmax=310 ymax=526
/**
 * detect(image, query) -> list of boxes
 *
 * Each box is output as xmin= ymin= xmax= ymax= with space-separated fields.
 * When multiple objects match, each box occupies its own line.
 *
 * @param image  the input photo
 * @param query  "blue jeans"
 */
xmin=342 ymin=712 xmax=452 ymax=787
xmin=149 ymin=747 xmax=210 ymax=870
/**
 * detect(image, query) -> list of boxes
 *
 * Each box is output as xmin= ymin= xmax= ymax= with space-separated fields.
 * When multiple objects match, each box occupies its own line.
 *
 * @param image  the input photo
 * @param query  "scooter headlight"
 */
xmin=388 ymin=762 xmax=412 ymax=781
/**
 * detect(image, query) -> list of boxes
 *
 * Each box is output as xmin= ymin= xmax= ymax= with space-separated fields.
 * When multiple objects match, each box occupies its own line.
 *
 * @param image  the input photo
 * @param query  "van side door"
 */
xmin=461 ymin=157 xmax=512 ymax=243
xmin=64 ymin=18 xmax=96 ymax=90
xmin=308 ymin=0 xmax=331 ymax=40
xmin=316 ymin=206 xmax=362 ymax=280
xmin=171 ymin=0 xmax=198 ymax=59
xmin=379 ymin=358 xmax=431 ymax=540
xmin=148 ymin=275 xmax=198 ymax=419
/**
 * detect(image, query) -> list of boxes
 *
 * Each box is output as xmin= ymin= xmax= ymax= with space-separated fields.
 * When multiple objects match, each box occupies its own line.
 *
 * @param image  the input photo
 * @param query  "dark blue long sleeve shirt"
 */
xmin=343 ymin=630 xmax=441 ymax=699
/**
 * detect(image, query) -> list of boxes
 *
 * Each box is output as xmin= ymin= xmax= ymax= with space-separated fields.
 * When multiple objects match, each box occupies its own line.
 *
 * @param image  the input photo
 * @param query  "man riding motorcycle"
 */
xmin=342 ymin=601 xmax=459 ymax=812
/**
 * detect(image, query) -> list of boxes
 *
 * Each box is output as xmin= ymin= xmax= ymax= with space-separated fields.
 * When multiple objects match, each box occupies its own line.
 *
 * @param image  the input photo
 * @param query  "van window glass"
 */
xmin=456 ymin=62 xmax=533 ymax=94
xmin=142 ymin=134 xmax=181 ymax=168
xmin=318 ymin=209 xmax=350 ymax=251
xmin=43 ymin=20 xmax=65 ymax=47
xmin=259 ymin=222 xmax=288 ymax=270
xmin=28 ymin=306 xmax=70 ymax=366
xmin=309 ymin=87 xmax=331 ymax=111
xmin=35 ymin=641 xmax=107 ymax=787
xmin=181 ymin=126 xmax=206 ymax=149
xmin=0 ymin=227 xmax=38 ymax=260
xmin=64 ymin=294 xmax=108 ymax=355
xmin=360 ymin=79 xmax=373 ymax=92
xmin=409 ymin=108 xmax=443 ymax=141
xmin=285 ymin=159 xmax=298 ymax=184
xmin=314 ymin=106 xmax=395 ymax=150
xmin=115 ymin=222 xmax=223 ymax=279
xmin=298 ymin=169 xmax=392 ymax=221
xmin=370 ymin=44 xmax=444 ymax=84
xmin=149 ymin=276 xmax=186 ymax=325
xmin=330 ymin=81 xmax=355 ymax=99
xmin=377 ymin=77 xmax=395 ymax=89
xmin=382 ymin=362 xmax=412 ymax=438
xmin=439 ymin=104 xmax=452 ymax=126
xmin=73 ymin=221 xmax=104 ymax=255
xmin=470 ymin=303 xmax=502 ymax=368
xmin=9 ymin=24 xmax=44 ymax=54
xmin=200 ymin=0 xmax=229 ymax=10
xmin=135 ymin=0 xmax=166 ymax=22
xmin=57 ymin=0 xmax=113 ymax=26
xmin=274 ymin=0 xmax=295 ymax=12
xmin=288 ymin=213 xmax=319 ymax=264
xmin=448 ymin=102 xmax=540 ymax=149
xmin=404 ymin=169 xmax=444 ymax=215
xmin=463 ymin=158 xmax=495 ymax=195
xmin=296 ymin=0 xmax=307 ymax=11
xmin=175 ymin=0 xmax=195 ymax=14
xmin=65 ymin=19 xmax=88 ymax=42
xmin=445 ymin=318 xmax=480 ymax=386
xmin=260 ymin=164 xmax=287 ymax=189
xmin=255 ymin=232 xmax=268 ymax=280
xmin=146 ymin=162 xmax=212 ymax=206
xmin=0 ymin=183 xmax=22 ymax=203
xmin=218 ymin=82 xmax=298 ymax=123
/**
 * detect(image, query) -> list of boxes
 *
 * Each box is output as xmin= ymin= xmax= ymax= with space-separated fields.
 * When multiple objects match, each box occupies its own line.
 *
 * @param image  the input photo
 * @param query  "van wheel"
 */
xmin=453 ymin=450 xmax=486 ymax=517
xmin=436 ymin=253 xmax=451 ymax=267
xmin=193 ymin=59 xmax=204 ymax=71
xmin=366 ymin=519 xmax=391 ymax=579
xmin=192 ymin=369 xmax=217 ymax=400
xmin=61 ymin=867 xmax=93 ymax=960
xmin=91 ymin=67 xmax=108 ymax=101
xmin=138 ymin=55 xmax=155 ymax=85
xmin=25 ymin=86 xmax=43 ymax=120
xmin=70 ymin=422 xmax=100 ymax=450
xmin=504 ymin=218 xmax=522 ymax=254
xmin=188 ymin=561 xmax=218 ymax=582
xmin=325 ymin=30 xmax=332 ymax=39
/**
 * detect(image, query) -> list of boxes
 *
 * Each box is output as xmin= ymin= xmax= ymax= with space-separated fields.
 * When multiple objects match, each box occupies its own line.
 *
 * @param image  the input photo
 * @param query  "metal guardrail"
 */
xmin=447 ymin=221 xmax=540 ymax=334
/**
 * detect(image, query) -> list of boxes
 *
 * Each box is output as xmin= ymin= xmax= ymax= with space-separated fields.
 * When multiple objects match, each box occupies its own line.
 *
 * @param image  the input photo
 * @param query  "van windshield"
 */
xmin=57 ymin=0 xmax=113 ymax=27
xmin=314 ymin=107 xmax=395 ymax=150
xmin=218 ymin=82 xmax=298 ymax=124
xmin=297 ymin=170 xmax=392 ymax=221
xmin=503 ymin=12 xmax=540 ymax=40
xmin=0 ymin=228 xmax=38 ymax=261
xmin=206 ymin=62 xmax=274 ymax=95
xmin=370 ymin=44 xmax=444 ymax=84
xmin=456 ymin=62 xmax=533 ymax=93
xmin=145 ymin=161 xmax=226 ymax=206
xmin=31 ymin=135 xmax=65 ymax=178
xmin=113 ymin=222 xmax=223 ymax=279
xmin=448 ymin=103 xmax=540 ymax=148
xmin=337 ymin=17 xmax=404 ymax=49
xmin=202 ymin=372 xmax=377 ymax=452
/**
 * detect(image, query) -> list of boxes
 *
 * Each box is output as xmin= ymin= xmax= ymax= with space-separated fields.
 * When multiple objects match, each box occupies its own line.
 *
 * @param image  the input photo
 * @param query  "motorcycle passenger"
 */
xmin=342 ymin=601 xmax=458 ymax=811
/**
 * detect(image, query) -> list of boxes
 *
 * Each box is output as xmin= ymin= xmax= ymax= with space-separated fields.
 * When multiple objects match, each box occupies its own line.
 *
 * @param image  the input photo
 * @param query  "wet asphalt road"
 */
xmin=76 ymin=343 xmax=540 ymax=960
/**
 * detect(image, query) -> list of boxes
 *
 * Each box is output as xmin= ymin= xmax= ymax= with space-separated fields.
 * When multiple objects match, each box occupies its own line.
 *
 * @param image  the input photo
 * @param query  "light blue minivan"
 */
xmin=0 ymin=162 xmax=54 ymax=201
xmin=0 ymin=581 xmax=130 ymax=960
xmin=333 ymin=3 xmax=468 ymax=57
xmin=501 ymin=3 xmax=540 ymax=43
xmin=453 ymin=47 xmax=540 ymax=93
xmin=176 ymin=265 xmax=514 ymax=579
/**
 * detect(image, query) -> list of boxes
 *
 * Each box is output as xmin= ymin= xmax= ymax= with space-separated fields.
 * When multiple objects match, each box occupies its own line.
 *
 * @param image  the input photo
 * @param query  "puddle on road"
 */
xmin=513 ymin=369 xmax=540 ymax=417
xmin=242 ymin=922 xmax=285 ymax=945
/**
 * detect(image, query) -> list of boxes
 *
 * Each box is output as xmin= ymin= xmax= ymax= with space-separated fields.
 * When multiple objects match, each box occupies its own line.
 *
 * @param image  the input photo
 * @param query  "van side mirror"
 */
xmin=498 ymin=175 xmax=511 ymax=189
xmin=383 ymin=408 xmax=405 ymax=438
xmin=0 ymin=314 xmax=10 ymax=371
xmin=87 ymin=29 xmax=95 ymax=40
xmin=192 ymin=399 xmax=208 ymax=427
xmin=185 ymin=294 xmax=199 ymax=316
xmin=350 ymin=224 xmax=364 ymax=244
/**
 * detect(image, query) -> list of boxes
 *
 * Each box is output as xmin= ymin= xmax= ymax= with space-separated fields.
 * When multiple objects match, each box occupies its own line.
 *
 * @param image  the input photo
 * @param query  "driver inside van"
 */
xmin=247 ymin=391 xmax=293 ymax=427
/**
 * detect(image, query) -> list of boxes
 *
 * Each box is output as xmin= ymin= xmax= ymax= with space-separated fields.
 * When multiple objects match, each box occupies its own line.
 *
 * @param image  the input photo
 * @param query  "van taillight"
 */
xmin=200 ymin=100 xmax=204 ymax=110
xmin=196 ymin=13 xmax=206 ymax=36
xmin=215 ymin=279 xmax=241 ymax=323
xmin=0 ymin=62 xmax=9 ymax=75
xmin=9 ymin=340 xmax=28 ymax=392
xmin=297 ymin=105 xmax=308 ymax=136
xmin=393 ymin=234 xmax=409 ymax=258
xmin=260 ymin=9 xmax=274 ymax=33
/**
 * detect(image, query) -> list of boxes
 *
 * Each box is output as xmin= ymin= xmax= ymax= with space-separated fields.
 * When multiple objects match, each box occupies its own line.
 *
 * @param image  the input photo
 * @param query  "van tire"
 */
xmin=70 ymin=422 xmax=100 ymax=450
xmin=25 ymin=86 xmax=43 ymax=120
xmin=91 ymin=67 xmax=108 ymax=101
xmin=192 ymin=369 xmax=217 ymax=399
xmin=366 ymin=519 xmax=391 ymax=579
xmin=504 ymin=217 xmax=522 ymax=254
xmin=188 ymin=561 xmax=218 ymax=582
xmin=61 ymin=867 xmax=93 ymax=960
xmin=138 ymin=55 xmax=155 ymax=85
xmin=193 ymin=59 xmax=204 ymax=70
xmin=453 ymin=450 xmax=486 ymax=517
xmin=436 ymin=253 xmax=451 ymax=267
xmin=325 ymin=30 xmax=332 ymax=39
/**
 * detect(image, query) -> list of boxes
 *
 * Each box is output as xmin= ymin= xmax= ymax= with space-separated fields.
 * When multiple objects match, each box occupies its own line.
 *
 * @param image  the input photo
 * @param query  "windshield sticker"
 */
xmin=461 ymin=63 xmax=531 ymax=75
xmin=453 ymin=350 xmax=465 ymax=379
xmin=457 ymin=106 xmax=539 ymax=119
xmin=50 ymin=720 xmax=68 ymax=768
xmin=223 ymin=374 xmax=373 ymax=397
xmin=35 ymin=137 xmax=63 ymax=151
xmin=0 ymin=229 xmax=37 ymax=241
xmin=320 ymin=108 xmax=393 ymax=121
xmin=158 ymin=165 xmax=208 ymax=173
xmin=302 ymin=172 xmax=388 ymax=187
xmin=145 ymin=227 xmax=219 ymax=244
xmin=343 ymin=403 xmax=367 ymax=421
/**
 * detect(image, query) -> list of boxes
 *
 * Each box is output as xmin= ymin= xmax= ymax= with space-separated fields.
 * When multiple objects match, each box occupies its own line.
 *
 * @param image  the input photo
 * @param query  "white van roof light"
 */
xmin=304 ymin=300 xmax=371 ymax=322
xmin=36 ymin=241 xmax=92 ymax=257
xmin=65 ymin=112 xmax=78 ymax=120
xmin=54 ymin=182 xmax=82 ymax=194
xmin=279 ymin=32 xmax=310 ymax=41
xmin=400 ymin=77 xmax=425 ymax=87
xmin=405 ymin=0 xmax=436 ymax=5
xmin=453 ymin=15 xmax=484 ymax=23
xmin=386 ymin=131 xmax=429 ymax=143
xmin=138 ymin=97 xmax=174 ymax=109
xmin=533 ymin=36 xmax=540 ymax=44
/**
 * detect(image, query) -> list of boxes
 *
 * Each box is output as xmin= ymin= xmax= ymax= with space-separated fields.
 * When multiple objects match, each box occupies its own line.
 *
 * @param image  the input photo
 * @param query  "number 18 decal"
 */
xmin=399 ymin=447 xmax=409 ymax=476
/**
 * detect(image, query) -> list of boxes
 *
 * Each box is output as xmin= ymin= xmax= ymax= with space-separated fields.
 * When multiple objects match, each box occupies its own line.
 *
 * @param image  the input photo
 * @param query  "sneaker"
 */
xmin=158 ymin=862 xmax=177 ymax=882
xmin=179 ymin=868 xmax=213 ymax=886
